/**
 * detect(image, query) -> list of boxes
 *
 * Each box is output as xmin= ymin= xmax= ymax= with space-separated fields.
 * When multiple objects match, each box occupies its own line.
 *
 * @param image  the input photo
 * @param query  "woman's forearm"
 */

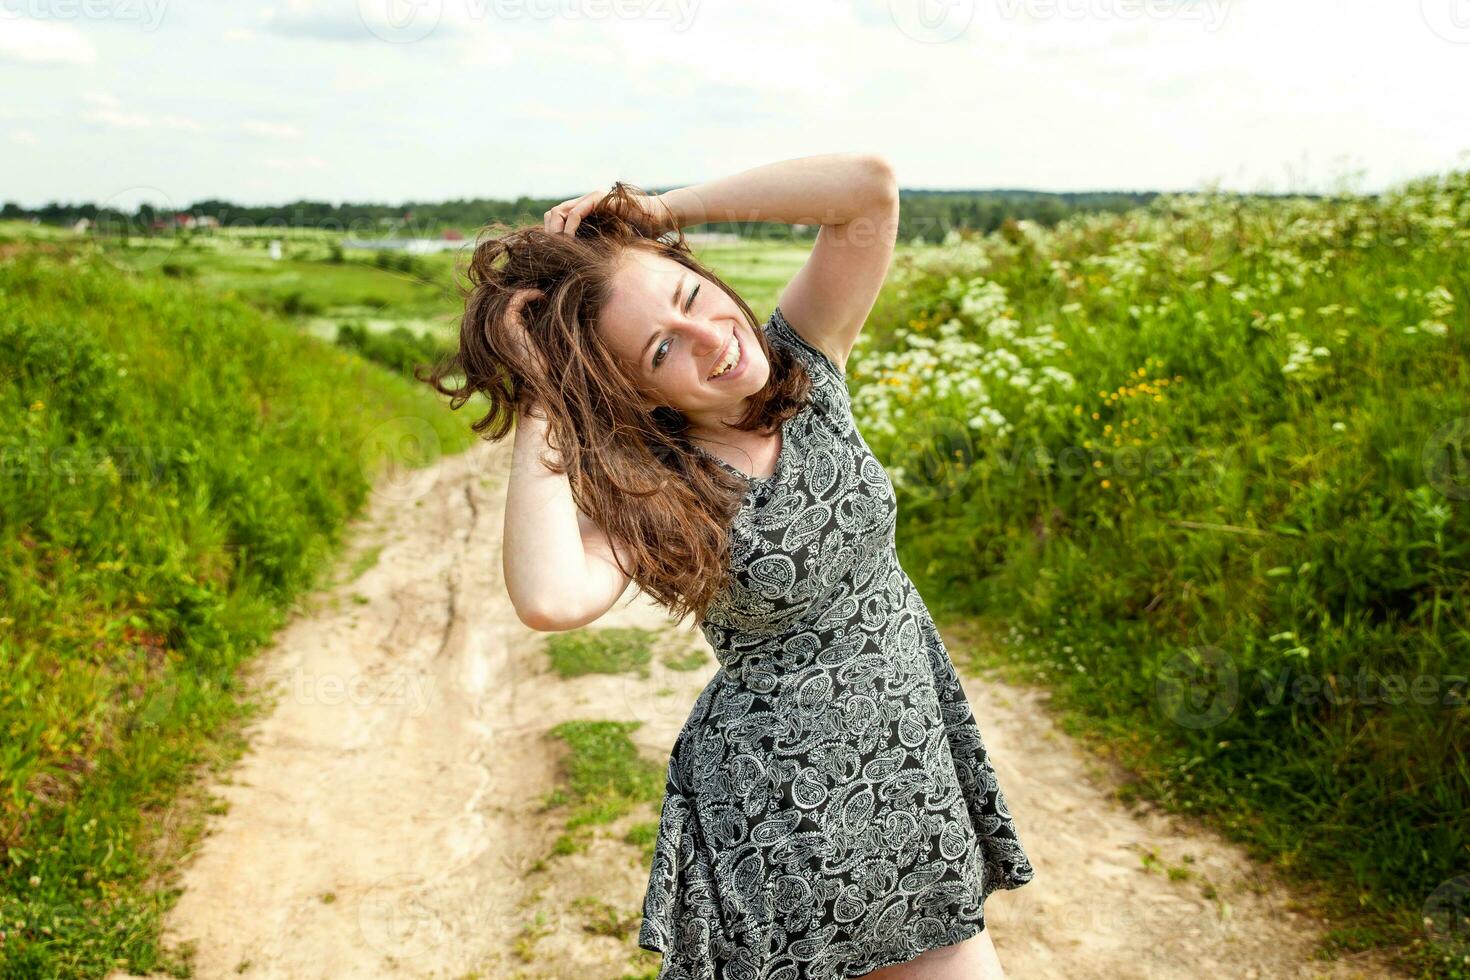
xmin=501 ymin=410 xmax=591 ymax=628
xmin=656 ymin=153 xmax=895 ymax=231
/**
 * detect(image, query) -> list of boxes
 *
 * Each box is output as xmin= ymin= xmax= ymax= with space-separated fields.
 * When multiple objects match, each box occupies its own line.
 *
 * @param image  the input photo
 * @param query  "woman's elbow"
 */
xmin=863 ymin=155 xmax=899 ymax=207
xmin=512 ymin=595 xmax=596 ymax=632
xmin=513 ymin=597 xmax=568 ymax=632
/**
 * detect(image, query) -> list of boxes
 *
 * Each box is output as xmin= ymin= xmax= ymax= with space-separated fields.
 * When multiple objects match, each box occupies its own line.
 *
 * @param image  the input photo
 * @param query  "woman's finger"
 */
xmin=511 ymin=286 xmax=544 ymax=309
xmin=561 ymin=188 xmax=606 ymax=237
xmin=506 ymin=287 xmax=545 ymax=326
xmin=545 ymin=196 xmax=583 ymax=233
xmin=544 ymin=190 xmax=591 ymax=234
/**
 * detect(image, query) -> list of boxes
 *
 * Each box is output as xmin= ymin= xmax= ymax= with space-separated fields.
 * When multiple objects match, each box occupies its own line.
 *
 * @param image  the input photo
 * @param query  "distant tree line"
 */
xmin=1 ymin=186 xmax=1321 ymax=244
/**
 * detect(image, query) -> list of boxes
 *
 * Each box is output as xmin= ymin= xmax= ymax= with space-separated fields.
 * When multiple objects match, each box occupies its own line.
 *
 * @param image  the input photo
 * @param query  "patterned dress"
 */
xmin=637 ymin=307 xmax=1036 ymax=979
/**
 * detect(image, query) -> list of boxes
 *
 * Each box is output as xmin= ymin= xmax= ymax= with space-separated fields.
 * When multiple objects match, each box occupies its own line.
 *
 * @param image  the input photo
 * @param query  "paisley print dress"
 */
xmin=636 ymin=307 xmax=1036 ymax=979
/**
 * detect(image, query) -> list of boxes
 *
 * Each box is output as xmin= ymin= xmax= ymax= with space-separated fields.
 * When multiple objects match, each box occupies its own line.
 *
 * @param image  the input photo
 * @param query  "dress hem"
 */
xmin=637 ymin=868 xmax=1035 ymax=979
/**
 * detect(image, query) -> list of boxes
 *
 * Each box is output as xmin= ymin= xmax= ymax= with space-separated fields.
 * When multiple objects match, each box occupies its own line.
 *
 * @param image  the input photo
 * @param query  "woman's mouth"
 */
xmin=707 ymin=328 xmax=748 ymax=382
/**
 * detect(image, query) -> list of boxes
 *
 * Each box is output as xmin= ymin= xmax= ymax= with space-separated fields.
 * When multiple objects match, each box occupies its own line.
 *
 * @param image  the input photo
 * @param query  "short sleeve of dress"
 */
xmin=764 ymin=306 xmax=851 ymax=417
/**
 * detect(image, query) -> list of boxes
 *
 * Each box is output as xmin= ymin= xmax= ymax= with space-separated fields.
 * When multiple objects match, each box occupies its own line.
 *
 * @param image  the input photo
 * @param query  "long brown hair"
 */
xmin=418 ymin=181 xmax=814 ymax=624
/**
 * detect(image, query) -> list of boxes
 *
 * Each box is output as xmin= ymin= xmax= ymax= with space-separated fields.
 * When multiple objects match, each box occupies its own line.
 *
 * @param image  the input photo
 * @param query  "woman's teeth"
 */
xmin=708 ymin=334 xmax=741 ymax=379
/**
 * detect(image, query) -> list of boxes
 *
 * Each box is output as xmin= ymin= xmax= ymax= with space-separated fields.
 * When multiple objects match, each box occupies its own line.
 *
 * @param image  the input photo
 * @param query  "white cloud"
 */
xmin=74 ymin=107 xmax=298 ymax=141
xmin=82 ymin=110 xmax=208 ymax=133
xmin=264 ymin=154 xmax=329 ymax=170
xmin=0 ymin=18 xmax=96 ymax=65
xmin=242 ymin=120 xmax=303 ymax=138
xmin=12 ymin=130 xmax=40 ymax=144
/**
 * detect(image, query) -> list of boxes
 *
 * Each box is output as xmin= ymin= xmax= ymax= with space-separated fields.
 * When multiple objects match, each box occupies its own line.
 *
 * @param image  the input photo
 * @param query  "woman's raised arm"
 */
xmin=501 ymin=409 xmax=633 ymax=632
xmin=656 ymin=152 xmax=899 ymax=373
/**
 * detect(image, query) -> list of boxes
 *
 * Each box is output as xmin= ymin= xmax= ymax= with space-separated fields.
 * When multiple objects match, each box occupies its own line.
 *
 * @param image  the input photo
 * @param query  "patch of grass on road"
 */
xmin=541 ymin=720 xmax=663 ymax=855
xmin=544 ymin=628 xmax=657 ymax=679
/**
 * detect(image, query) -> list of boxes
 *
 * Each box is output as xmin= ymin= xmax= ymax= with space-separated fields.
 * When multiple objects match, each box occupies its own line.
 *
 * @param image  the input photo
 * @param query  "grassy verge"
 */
xmin=845 ymin=171 xmax=1470 ymax=976
xmin=0 ymin=244 xmax=478 ymax=977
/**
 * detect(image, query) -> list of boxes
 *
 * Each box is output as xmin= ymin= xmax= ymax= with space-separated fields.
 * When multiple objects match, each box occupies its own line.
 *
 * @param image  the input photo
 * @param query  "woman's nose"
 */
xmin=685 ymin=319 xmax=724 ymax=356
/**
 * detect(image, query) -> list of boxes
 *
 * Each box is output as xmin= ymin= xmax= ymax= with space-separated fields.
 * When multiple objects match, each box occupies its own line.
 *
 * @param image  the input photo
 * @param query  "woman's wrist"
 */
xmin=651 ymin=192 xmax=683 ymax=235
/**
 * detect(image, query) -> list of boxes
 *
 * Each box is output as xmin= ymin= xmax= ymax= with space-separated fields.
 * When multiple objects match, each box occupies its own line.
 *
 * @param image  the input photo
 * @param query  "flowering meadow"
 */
xmin=852 ymin=171 xmax=1470 ymax=973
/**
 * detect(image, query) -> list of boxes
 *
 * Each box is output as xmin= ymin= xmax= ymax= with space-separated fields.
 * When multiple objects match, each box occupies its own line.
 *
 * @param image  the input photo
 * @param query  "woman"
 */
xmin=423 ymin=154 xmax=1036 ymax=979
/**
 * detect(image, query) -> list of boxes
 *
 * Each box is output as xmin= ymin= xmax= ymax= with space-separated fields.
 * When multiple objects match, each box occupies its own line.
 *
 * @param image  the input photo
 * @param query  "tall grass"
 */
xmin=849 ymin=171 xmax=1470 ymax=973
xmin=0 ymin=245 xmax=477 ymax=977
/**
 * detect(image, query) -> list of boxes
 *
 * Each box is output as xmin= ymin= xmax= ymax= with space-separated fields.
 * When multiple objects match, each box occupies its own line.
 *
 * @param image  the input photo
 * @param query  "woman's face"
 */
xmin=597 ymin=248 xmax=771 ymax=416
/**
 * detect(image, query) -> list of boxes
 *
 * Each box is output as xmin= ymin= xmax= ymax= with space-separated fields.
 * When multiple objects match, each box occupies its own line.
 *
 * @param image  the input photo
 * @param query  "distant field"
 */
xmin=0 ymin=221 xmax=860 ymax=346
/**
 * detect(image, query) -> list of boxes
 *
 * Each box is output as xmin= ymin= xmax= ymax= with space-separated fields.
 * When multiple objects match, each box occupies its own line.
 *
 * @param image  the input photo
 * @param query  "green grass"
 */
xmin=539 ymin=721 xmax=665 ymax=856
xmin=544 ymin=627 xmax=658 ymax=679
xmin=343 ymin=545 xmax=383 ymax=585
xmin=334 ymin=321 xmax=455 ymax=378
xmin=0 ymin=243 xmax=478 ymax=977
xmin=621 ymin=820 xmax=661 ymax=863
xmin=846 ymin=171 xmax=1470 ymax=976
xmin=568 ymin=895 xmax=641 ymax=938
xmin=660 ymin=647 xmax=709 ymax=672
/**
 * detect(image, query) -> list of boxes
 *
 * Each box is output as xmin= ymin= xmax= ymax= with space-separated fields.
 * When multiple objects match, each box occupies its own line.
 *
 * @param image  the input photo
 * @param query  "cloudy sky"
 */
xmin=3 ymin=0 xmax=1468 ymax=210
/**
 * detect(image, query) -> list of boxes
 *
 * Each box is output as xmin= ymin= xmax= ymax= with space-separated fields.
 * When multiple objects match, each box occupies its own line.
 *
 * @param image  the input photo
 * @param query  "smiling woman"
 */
xmin=418 ymin=178 xmax=817 ymax=627
xmin=419 ymin=155 xmax=1032 ymax=980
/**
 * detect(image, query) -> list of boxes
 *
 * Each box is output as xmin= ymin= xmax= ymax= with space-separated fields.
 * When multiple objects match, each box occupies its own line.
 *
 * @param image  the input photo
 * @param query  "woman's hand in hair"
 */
xmin=544 ymin=183 xmax=674 ymax=238
xmin=499 ymin=287 xmax=549 ymax=415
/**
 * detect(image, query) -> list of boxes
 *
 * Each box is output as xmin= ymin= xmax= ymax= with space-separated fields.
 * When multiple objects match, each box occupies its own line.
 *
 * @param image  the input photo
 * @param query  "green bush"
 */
xmin=278 ymin=289 xmax=323 ymax=316
xmin=335 ymin=321 xmax=453 ymax=378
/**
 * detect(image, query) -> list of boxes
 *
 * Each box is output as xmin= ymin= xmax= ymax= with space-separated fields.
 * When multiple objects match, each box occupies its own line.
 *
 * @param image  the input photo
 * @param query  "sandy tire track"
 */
xmin=109 ymin=436 xmax=1405 ymax=979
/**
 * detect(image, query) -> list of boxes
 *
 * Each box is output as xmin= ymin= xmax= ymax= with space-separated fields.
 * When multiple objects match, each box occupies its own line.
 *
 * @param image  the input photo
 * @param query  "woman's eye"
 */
xmin=653 ymin=338 xmax=671 ymax=367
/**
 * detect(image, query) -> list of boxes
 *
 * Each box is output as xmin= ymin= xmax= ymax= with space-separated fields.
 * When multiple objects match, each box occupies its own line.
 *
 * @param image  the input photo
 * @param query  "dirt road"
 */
xmin=115 ymin=436 xmax=1403 ymax=979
